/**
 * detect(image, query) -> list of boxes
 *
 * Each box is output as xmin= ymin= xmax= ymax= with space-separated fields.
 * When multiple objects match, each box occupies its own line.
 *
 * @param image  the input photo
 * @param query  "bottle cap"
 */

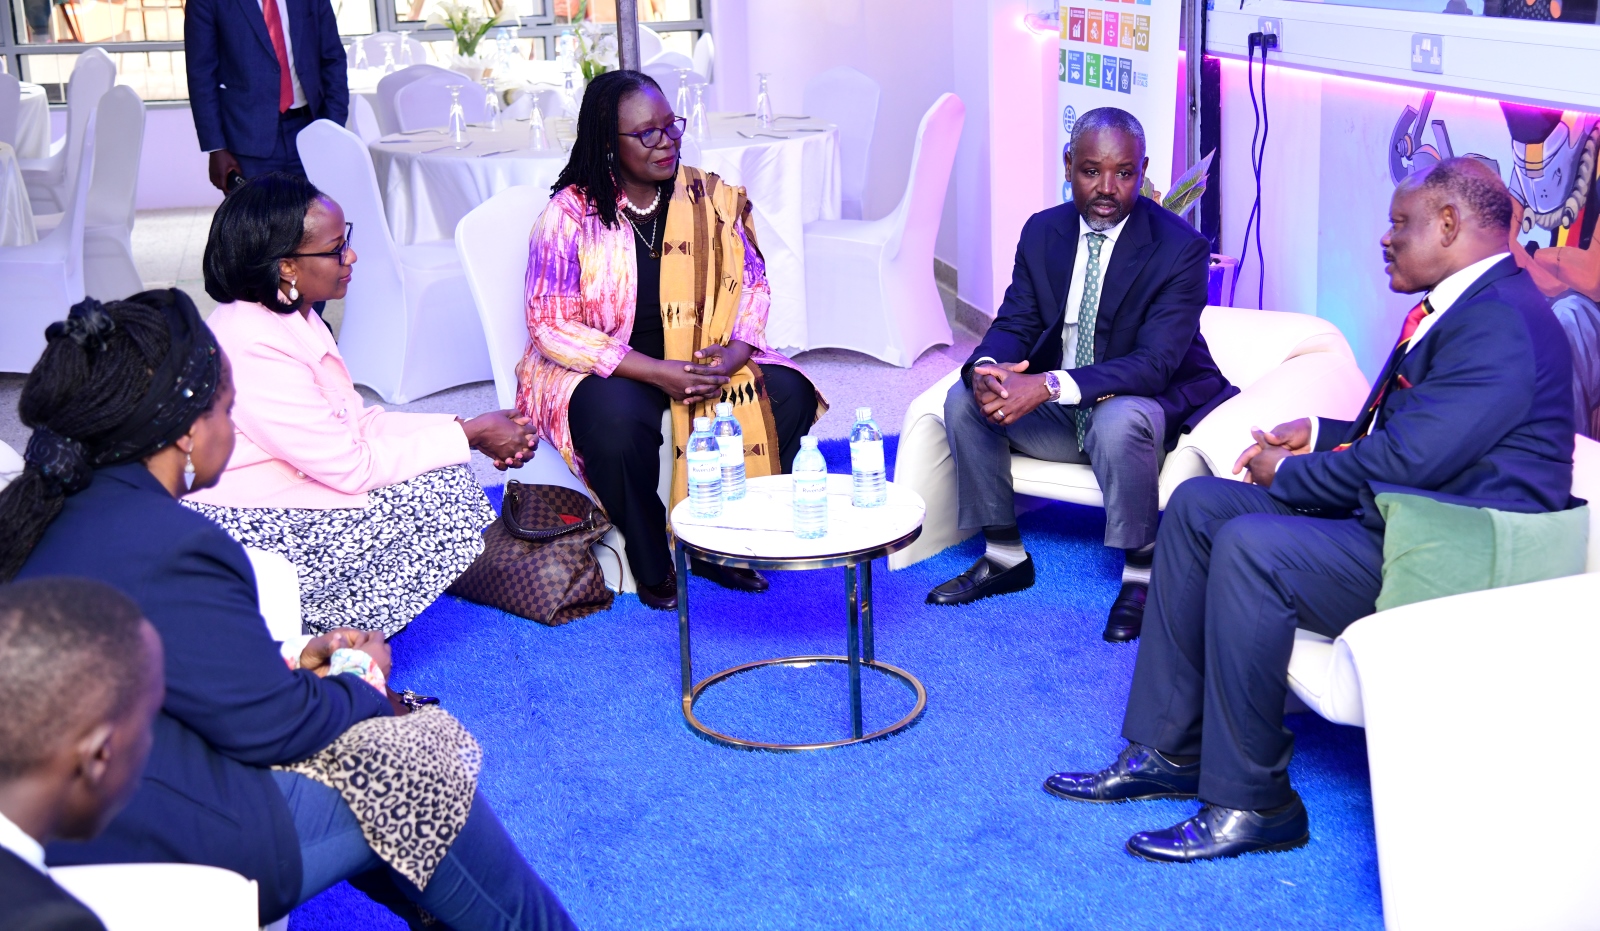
xmin=693 ymin=417 xmax=711 ymax=432
xmin=801 ymin=435 xmax=818 ymax=447
xmin=716 ymin=402 xmax=733 ymax=416
xmin=855 ymin=407 xmax=872 ymax=422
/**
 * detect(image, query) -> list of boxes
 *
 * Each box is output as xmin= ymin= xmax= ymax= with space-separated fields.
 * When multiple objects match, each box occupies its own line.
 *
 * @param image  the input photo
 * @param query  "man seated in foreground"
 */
xmin=928 ymin=107 xmax=1233 ymax=642
xmin=0 ymin=578 xmax=166 ymax=930
xmin=1044 ymin=158 xmax=1575 ymax=861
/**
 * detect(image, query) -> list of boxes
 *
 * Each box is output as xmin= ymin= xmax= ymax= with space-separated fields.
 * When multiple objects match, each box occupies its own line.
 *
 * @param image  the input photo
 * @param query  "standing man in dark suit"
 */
xmin=928 ymin=107 xmax=1233 ymax=642
xmin=0 ymin=578 xmax=166 ymax=931
xmin=1046 ymin=159 xmax=1575 ymax=862
xmin=185 ymin=0 xmax=349 ymax=190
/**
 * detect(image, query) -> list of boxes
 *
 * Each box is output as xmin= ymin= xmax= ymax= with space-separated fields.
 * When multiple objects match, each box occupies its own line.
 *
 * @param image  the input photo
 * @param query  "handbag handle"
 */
xmin=500 ymin=482 xmax=601 ymax=542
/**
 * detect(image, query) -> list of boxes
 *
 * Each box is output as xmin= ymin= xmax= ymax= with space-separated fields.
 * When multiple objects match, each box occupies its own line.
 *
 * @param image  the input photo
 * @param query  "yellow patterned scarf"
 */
xmin=659 ymin=165 xmax=781 ymax=508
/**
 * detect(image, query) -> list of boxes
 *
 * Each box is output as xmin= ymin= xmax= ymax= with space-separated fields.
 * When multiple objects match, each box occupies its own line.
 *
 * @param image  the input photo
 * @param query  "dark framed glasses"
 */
xmin=285 ymin=222 xmax=354 ymax=264
xmin=619 ymin=117 xmax=687 ymax=149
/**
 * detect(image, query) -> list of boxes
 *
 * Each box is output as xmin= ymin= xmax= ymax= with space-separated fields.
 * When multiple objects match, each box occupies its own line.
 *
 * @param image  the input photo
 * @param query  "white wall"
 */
xmin=59 ymin=105 xmax=224 ymax=211
xmin=715 ymin=0 xmax=960 ymax=265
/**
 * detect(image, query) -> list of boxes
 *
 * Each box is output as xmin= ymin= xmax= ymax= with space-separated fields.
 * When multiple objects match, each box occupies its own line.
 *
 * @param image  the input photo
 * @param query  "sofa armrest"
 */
xmin=890 ymin=369 xmax=972 ymax=569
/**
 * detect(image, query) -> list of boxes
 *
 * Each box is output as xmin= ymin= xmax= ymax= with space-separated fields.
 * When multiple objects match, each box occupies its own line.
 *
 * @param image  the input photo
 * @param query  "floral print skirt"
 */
xmin=186 ymin=465 xmax=496 ymax=636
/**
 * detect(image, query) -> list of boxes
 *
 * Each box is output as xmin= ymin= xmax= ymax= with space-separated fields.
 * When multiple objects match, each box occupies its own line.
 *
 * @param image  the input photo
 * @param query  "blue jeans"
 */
xmin=272 ymin=771 xmax=577 ymax=931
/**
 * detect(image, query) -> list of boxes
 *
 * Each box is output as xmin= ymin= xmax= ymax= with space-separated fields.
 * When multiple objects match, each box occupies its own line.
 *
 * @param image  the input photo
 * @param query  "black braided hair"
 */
xmin=0 ymin=298 xmax=174 ymax=582
xmin=550 ymin=69 xmax=664 ymax=229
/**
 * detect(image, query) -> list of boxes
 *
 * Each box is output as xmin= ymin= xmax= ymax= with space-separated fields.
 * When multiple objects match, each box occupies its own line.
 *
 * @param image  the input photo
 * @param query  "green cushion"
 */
xmin=1373 ymin=492 xmax=1589 ymax=613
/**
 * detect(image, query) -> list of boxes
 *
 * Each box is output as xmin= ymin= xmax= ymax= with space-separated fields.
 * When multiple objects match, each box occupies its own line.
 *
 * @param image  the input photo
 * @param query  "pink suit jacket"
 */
xmin=188 ymin=301 xmax=470 ymax=510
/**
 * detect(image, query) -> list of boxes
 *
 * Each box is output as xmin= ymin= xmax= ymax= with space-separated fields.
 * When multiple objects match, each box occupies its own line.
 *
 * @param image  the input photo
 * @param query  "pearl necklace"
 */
xmin=622 ymin=184 xmax=663 ymax=218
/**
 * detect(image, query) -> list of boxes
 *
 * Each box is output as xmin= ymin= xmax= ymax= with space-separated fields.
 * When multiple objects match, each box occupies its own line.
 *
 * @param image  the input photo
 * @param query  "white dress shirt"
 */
xmin=0 ymin=807 xmax=47 ymax=874
xmin=1297 ymin=251 xmax=1511 ymax=457
xmin=975 ymin=210 xmax=1130 ymax=407
xmin=260 ymin=0 xmax=308 ymax=109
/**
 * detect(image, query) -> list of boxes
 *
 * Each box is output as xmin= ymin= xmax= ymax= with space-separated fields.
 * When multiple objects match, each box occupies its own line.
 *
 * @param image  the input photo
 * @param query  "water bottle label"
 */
xmin=850 ymin=439 xmax=885 ymax=474
xmin=688 ymin=454 xmax=720 ymax=484
xmin=716 ymin=435 xmax=743 ymax=467
xmin=794 ymin=477 xmax=827 ymax=502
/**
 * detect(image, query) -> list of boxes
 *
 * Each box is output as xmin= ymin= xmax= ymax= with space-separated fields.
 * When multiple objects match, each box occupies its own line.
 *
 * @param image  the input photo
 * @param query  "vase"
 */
xmin=446 ymin=53 xmax=492 ymax=84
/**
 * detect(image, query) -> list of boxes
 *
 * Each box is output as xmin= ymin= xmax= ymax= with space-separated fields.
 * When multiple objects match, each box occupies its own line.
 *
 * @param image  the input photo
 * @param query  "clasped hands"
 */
xmin=298 ymin=628 xmax=413 ymax=716
xmin=1232 ymin=417 xmax=1314 ymax=488
xmin=971 ymin=361 xmax=1054 ymax=426
xmin=460 ymin=410 xmax=539 ymax=470
xmin=653 ymin=340 xmax=754 ymax=404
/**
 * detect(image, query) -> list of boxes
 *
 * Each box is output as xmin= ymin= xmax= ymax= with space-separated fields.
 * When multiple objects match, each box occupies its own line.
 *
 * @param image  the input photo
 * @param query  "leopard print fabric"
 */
xmin=276 ymin=706 xmax=483 ymax=889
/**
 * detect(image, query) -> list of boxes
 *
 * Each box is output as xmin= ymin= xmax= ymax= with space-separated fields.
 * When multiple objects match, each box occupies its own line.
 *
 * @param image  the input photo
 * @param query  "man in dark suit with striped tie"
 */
xmin=1042 ymin=158 xmax=1577 ymax=862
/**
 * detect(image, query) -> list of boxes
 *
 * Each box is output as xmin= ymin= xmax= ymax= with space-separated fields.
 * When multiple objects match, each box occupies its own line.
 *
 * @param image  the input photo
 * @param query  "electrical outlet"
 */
xmin=1256 ymin=16 xmax=1282 ymax=41
xmin=1410 ymin=33 xmax=1444 ymax=73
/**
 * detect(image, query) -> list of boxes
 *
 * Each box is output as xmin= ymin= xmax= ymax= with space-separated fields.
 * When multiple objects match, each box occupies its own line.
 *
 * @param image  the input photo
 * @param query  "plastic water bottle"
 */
xmin=687 ymin=416 xmax=722 ymax=518
xmin=849 ymin=407 xmax=887 ymax=508
xmin=712 ymin=402 xmax=746 ymax=501
xmin=792 ymin=436 xmax=828 ymax=539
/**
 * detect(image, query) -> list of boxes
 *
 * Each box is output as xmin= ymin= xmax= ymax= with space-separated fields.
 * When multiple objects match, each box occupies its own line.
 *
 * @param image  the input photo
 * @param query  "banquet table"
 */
xmin=0 ymin=143 xmax=39 ymax=247
xmin=367 ymin=112 xmax=840 ymax=355
xmin=15 ymin=82 xmax=51 ymax=161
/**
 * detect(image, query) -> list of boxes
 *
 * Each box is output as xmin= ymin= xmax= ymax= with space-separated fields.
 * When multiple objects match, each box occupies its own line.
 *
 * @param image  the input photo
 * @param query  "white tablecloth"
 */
xmin=367 ymin=113 xmax=840 ymax=356
xmin=16 ymin=83 xmax=51 ymax=161
xmin=0 ymin=143 xmax=38 ymax=247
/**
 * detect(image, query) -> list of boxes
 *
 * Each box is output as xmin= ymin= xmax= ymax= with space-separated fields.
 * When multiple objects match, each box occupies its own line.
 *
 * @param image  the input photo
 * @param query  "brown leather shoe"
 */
xmin=638 ymin=572 xmax=678 ymax=611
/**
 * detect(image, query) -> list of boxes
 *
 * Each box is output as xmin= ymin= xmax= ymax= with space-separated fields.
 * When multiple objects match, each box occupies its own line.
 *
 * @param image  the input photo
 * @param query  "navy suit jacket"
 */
xmin=17 ymin=463 xmax=391 ymax=923
xmin=0 ymin=848 xmax=105 ymax=931
xmin=1273 ymin=257 xmax=1576 ymax=516
xmin=964 ymin=196 xmax=1235 ymax=449
xmin=185 ymin=0 xmax=348 ymax=157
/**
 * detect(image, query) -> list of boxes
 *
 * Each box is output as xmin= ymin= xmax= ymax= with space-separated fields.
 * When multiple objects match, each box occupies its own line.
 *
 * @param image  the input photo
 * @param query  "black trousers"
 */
xmin=1120 ymin=477 xmax=1384 ymax=810
xmin=568 ymin=364 xmax=818 ymax=588
xmin=234 ymin=107 xmax=313 ymax=180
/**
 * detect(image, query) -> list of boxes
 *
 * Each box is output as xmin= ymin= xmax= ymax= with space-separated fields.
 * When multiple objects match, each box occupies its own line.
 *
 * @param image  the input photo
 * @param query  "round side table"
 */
xmin=671 ymin=474 xmax=927 ymax=750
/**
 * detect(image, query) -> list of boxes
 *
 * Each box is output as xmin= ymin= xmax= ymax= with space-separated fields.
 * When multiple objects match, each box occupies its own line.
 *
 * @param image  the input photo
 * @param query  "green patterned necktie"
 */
xmin=1072 ymin=232 xmax=1108 ymax=449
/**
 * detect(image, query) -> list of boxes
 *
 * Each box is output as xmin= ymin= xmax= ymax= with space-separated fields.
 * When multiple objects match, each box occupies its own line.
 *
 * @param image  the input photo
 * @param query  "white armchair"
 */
xmin=890 ymin=305 xmax=1372 ymax=568
xmin=1284 ymin=433 xmax=1600 ymax=931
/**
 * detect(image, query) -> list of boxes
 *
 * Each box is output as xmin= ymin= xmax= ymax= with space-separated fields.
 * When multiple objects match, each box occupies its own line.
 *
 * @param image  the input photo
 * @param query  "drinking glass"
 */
xmin=352 ymin=39 xmax=369 ymax=70
xmin=690 ymin=83 xmax=708 ymax=139
xmin=755 ymin=73 xmax=773 ymax=129
xmin=448 ymin=85 xmax=468 ymax=143
xmin=382 ymin=43 xmax=398 ymax=75
xmin=485 ymin=90 xmax=503 ymax=133
xmin=527 ymin=113 xmax=551 ymax=151
xmin=399 ymin=34 xmax=414 ymax=66
xmin=561 ymin=71 xmax=580 ymax=119
xmin=674 ymin=68 xmax=692 ymax=120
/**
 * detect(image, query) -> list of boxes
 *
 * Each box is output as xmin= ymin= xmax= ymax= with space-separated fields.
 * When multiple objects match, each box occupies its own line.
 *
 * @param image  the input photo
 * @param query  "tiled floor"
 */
xmin=2 ymin=207 xmax=979 ymax=481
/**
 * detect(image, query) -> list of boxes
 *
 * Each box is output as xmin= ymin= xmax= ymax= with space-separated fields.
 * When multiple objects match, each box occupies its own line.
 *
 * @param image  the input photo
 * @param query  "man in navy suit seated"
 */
xmin=185 ymin=0 xmax=349 ymax=190
xmin=1046 ymin=158 xmax=1576 ymax=861
xmin=0 ymin=578 xmax=165 ymax=931
xmin=928 ymin=107 xmax=1233 ymax=643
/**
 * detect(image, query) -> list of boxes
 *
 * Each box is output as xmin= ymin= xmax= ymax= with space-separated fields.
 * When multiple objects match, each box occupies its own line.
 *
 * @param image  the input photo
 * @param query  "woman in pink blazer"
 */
xmin=186 ymin=174 xmax=537 ymax=635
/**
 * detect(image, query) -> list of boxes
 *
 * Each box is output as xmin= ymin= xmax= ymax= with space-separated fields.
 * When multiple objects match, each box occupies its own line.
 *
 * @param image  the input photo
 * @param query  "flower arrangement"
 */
xmin=427 ymin=0 xmax=510 ymax=59
xmin=572 ymin=19 xmax=618 ymax=81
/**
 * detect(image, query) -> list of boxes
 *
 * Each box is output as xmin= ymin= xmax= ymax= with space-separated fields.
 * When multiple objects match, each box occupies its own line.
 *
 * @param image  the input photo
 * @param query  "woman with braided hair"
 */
xmin=522 ymin=69 xmax=824 ymax=610
xmin=6 ymin=292 xmax=577 ymax=931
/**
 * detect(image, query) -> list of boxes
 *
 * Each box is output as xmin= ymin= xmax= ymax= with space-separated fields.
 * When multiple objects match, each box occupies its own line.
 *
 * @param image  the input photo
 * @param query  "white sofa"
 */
xmin=1285 ymin=433 xmax=1600 ymax=931
xmin=889 ymin=305 xmax=1373 ymax=568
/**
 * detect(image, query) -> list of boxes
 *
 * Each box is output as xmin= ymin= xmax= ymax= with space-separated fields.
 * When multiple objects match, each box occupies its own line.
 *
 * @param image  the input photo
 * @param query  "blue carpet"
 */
xmin=290 ymin=441 xmax=1381 ymax=930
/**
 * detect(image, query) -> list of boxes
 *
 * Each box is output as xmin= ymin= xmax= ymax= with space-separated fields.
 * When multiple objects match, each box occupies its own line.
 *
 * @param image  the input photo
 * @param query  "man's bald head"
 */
xmin=1383 ymin=158 xmax=1515 ymax=293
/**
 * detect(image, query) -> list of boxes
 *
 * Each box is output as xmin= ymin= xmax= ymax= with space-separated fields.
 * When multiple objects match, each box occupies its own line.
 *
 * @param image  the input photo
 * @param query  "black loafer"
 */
xmin=1043 ymin=742 xmax=1200 ymax=803
xmin=926 ymin=555 xmax=1035 ymax=606
xmin=1126 ymin=796 xmax=1310 ymax=863
xmin=691 ymin=558 xmax=769 ymax=594
xmin=1103 ymin=582 xmax=1147 ymax=642
xmin=637 ymin=572 xmax=678 ymax=611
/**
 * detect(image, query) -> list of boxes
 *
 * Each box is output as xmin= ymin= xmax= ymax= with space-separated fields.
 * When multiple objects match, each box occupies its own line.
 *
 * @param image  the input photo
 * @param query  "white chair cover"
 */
xmin=245 ymin=547 xmax=303 ymax=641
xmin=454 ymin=184 xmax=667 ymax=593
xmin=637 ymin=23 xmax=664 ymax=62
xmin=692 ymin=33 xmax=715 ymax=84
xmin=643 ymin=63 xmax=705 ymax=107
xmin=0 ymin=438 xmax=22 ymax=490
xmin=642 ymin=50 xmax=694 ymax=74
xmin=35 ymin=86 xmax=146 ymax=301
xmin=802 ymin=92 xmax=962 ymax=368
xmin=392 ymin=73 xmax=491 ymax=133
xmin=802 ymin=66 xmax=880 ymax=220
xmin=0 ymin=111 xmax=97 ymax=373
xmin=51 ymin=863 xmax=260 ymax=931
xmin=348 ymin=93 xmax=382 ymax=143
xmin=21 ymin=47 xmax=115 ymax=214
xmin=0 ymin=72 xmax=20 ymax=149
xmin=374 ymin=64 xmax=454 ymax=136
xmin=296 ymin=119 xmax=490 ymax=403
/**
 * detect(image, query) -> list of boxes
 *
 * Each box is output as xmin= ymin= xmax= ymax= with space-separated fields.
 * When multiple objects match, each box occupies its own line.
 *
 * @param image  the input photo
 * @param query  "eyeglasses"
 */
xmin=619 ymin=117 xmax=687 ymax=149
xmin=285 ymin=223 xmax=354 ymax=265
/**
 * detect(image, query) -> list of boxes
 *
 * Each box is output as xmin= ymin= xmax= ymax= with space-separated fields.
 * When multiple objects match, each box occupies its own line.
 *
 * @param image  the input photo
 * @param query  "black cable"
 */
xmin=1235 ymin=36 xmax=1261 ymax=307
xmin=1256 ymin=38 xmax=1269 ymax=310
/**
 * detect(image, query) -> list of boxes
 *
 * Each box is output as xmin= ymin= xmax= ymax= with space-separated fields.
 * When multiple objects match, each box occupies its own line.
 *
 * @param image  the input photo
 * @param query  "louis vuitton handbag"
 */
xmin=448 ymin=481 xmax=616 ymax=625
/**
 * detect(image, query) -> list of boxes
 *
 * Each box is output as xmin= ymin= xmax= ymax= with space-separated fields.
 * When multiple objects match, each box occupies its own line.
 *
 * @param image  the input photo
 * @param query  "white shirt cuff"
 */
xmin=1272 ymin=417 xmax=1321 ymax=473
xmin=1049 ymin=370 xmax=1082 ymax=405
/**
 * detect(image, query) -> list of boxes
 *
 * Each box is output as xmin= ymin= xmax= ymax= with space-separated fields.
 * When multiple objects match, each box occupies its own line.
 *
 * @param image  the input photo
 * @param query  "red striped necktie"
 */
xmin=1334 ymin=297 xmax=1434 ymax=451
xmin=262 ymin=0 xmax=294 ymax=113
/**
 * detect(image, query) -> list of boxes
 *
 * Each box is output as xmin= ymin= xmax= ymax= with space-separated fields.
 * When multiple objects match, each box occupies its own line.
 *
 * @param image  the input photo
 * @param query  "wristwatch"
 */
xmin=1043 ymin=371 xmax=1062 ymax=402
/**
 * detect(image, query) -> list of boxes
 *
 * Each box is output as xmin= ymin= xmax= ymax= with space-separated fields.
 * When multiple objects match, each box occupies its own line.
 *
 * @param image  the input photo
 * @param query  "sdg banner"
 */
xmin=1057 ymin=0 xmax=1181 ymax=203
